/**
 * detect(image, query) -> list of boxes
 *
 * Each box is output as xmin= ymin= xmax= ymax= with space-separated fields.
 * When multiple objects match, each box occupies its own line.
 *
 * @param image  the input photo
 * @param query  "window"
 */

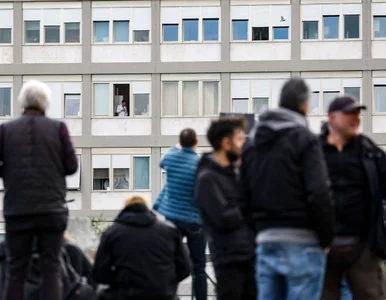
xmin=45 ymin=25 xmax=60 ymax=43
xmin=183 ymin=19 xmax=199 ymax=41
xmin=114 ymin=21 xmax=129 ymax=42
xmin=303 ymin=21 xmax=318 ymax=40
xmin=0 ymin=88 xmax=11 ymax=117
xmin=324 ymin=16 xmax=339 ymax=39
xmin=253 ymin=98 xmax=268 ymax=115
xmin=252 ymin=27 xmax=269 ymax=41
xmin=309 ymin=92 xmax=320 ymax=115
xmin=65 ymin=23 xmax=80 ymax=43
xmin=344 ymin=15 xmax=359 ymax=39
xmin=162 ymin=82 xmax=179 ymax=116
xmin=203 ymin=19 xmax=219 ymax=41
xmin=25 ymin=21 xmax=40 ymax=43
xmin=344 ymin=87 xmax=360 ymax=102
xmin=323 ymin=91 xmax=340 ymax=113
xmin=93 ymin=83 xmax=110 ymax=116
xmin=232 ymin=98 xmax=249 ymax=113
xmin=134 ymin=94 xmax=149 ymax=116
xmin=182 ymin=82 xmax=199 ymax=116
xmin=65 ymin=94 xmax=81 ymax=117
xmin=94 ymin=21 xmax=109 ymax=43
xmin=273 ymin=27 xmax=289 ymax=40
xmin=374 ymin=16 xmax=386 ymax=38
xmin=0 ymin=28 xmax=11 ymax=44
xmin=66 ymin=155 xmax=81 ymax=190
xmin=163 ymin=24 xmax=178 ymax=42
xmin=92 ymin=154 xmax=150 ymax=191
xmin=203 ymin=81 xmax=219 ymax=115
xmin=113 ymin=84 xmax=130 ymax=116
xmin=374 ymin=85 xmax=386 ymax=113
xmin=233 ymin=20 xmax=248 ymax=41
xmin=134 ymin=30 xmax=149 ymax=42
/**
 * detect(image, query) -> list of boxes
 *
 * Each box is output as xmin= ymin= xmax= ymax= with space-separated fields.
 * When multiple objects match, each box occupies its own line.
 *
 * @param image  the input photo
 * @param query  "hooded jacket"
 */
xmin=92 ymin=203 xmax=190 ymax=299
xmin=195 ymin=154 xmax=255 ymax=266
xmin=240 ymin=108 xmax=335 ymax=248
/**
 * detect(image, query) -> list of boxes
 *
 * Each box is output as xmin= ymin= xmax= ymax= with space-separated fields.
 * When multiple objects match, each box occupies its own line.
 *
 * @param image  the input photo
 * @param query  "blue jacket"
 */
xmin=153 ymin=146 xmax=201 ymax=224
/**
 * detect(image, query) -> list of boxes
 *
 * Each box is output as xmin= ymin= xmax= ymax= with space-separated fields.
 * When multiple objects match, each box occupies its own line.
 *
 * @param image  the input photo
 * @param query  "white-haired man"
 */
xmin=0 ymin=80 xmax=78 ymax=300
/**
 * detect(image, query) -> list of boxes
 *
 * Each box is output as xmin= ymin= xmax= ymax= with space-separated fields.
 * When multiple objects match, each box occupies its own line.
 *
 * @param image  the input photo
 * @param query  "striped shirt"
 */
xmin=154 ymin=146 xmax=201 ymax=224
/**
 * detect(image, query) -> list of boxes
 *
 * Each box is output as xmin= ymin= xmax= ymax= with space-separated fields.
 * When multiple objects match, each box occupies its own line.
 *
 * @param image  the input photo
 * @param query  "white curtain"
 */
xmin=203 ymin=81 xmax=219 ymax=115
xmin=162 ymin=82 xmax=178 ymax=116
xmin=182 ymin=81 xmax=199 ymax=116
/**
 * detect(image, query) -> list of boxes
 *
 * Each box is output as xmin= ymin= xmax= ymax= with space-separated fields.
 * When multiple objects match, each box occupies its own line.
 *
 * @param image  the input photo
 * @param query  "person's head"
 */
xmin=179 ymin=128 xmax=197 ymax=148
xmin=207 ymin=116 xmax=246 ymax=162
xmin=124 ymin=196 xmax=148 ymax=208
xmin=18 ymin=80 xmax=51 ymax=114
xmin=122 ymin=100 xmax=126 ymax=106
xmin=328 ymin=95 xmax=366 ymax=138
xmin=279 ymin=78 xmax=310 ymax=115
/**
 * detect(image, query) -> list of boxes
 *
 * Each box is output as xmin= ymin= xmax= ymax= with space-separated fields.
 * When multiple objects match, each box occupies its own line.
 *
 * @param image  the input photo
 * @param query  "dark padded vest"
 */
xmin=1 ymin=115 xmax=68 ymax=217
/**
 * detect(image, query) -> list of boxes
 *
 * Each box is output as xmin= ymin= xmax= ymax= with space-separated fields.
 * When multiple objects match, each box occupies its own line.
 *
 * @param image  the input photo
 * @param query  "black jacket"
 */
xmin=320 ymin=123 xmax=386 ymax=258
xmin=240 ymin=108 xmax=335 ymax=248
xmin=92 ymin=203 xmax=190 ymax=299
xmin=0 ymin=114 xmax=78 ymax=217
xmin=195 ymin=153 xmax=255 ymax=266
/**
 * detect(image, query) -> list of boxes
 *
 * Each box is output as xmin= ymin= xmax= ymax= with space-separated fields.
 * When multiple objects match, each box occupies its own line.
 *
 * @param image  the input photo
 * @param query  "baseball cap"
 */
xmin=328 ymin=95 xmax=366 ymax=114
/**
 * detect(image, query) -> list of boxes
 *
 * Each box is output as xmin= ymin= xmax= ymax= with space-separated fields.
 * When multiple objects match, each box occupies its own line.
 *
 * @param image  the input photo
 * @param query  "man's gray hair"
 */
xmin=18 ymin=80 xmax=51 ymax=112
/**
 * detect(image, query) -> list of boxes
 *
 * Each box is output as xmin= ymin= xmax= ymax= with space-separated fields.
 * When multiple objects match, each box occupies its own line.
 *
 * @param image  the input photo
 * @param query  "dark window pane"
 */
xmin=252 ymin=27 xmax=269 ymax=41
xmin=273 ymin=27 xmax=289 ymax=40
xmin=134 ymin=157 xmax=150 ymax=190
xmin=114 ymin=21 xmax=129 ymax=42
xmin=324 ymin=16 xmax=339 ymax=39
xmin=303 ymin=21 xmax=318 ymax=39
xmin=344 ymin=87 xmax=360 ymax=102
xmin=163 ymin=24 xmax=178 ymax=42
xmin=93 ymin=21 xmax=109 ymax=43
xmin=45 ymin=25 xmax=60 ymax=43
xmin=232 ymin=20 xmax=248 ymax=40
xmin=183 ymin=19 xmax=198 ymax=41
xmin=25 ymin=21 xmax=40 ymax=43
xmin=0 ymin=88 xmax=11 ymax=117
xmin=134 ymin=30 xmax=149 ymax=42
xmin=344 ymin=15 xmax=359 ymax=39
xmin=324 ymin=91 xmax=340 ymax=113
xmin=0 ymin=28 xmax=11 ymax=44
xmin=374 ymin=16 xmax=386 ymax=38
xmin=93 ymin=168 xmax=109 ymax=191
xmin=65 ymin=23 xmax=80 ymax=43
xmin=203 ymin=19 xmax=219 ymax=41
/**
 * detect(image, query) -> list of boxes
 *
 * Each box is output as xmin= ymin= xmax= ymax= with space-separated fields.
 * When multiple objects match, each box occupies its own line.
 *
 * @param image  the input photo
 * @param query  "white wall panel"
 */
xmin=322 ymin=79 xmax=341 ymax=91
xmin=342 ymin=4 xmax=361 ymax=15
xmin=231 ymin=43 xmax=291 ymax=61
xmin=132 ymin=8 xmax=150 ymax=30
xmin=251 ymin=6 xmax=270 ymax=26
xmin=342 ymin=78 xmax=361 ymax=87
xmin=132 ymin=81 xmax=151 ymax=94
xmin=63 ymin=82 xmax=82 ymax=93
xmin=301 ymin=5 xmax=320 ymax=21
xmin=305 ymin=78 xmax=321 ymax=91
xmin=92 ymin=192 xmax=153 ymax=209
xmin=111 ymin=8 xmax=130 ymax=21
xmin=92 ymin=8 xmax=110 ymax=21
xmin=231 ymin=80 xmax=249 ymax=98
xmin=231 ymin=6 xmax=249 ymax=19
xmin=92 ymin=119 xmax=152 ymax=136
xmin=161 ymin=118 xmax=212 ymax=135
xmin=271 ymin=80 xmax=285 ymax=108
xmin=161 ymin=7 xmax=180 ymax=24
xmin=161 ymin=44 xmax=221 ymax=62
xmin=322 ymin=4 xmax=340 ymax=15
xmin=112 ymin=155 xmax=130 ymax=168
xmin=46 ymin=82 xmax=62 ymax=118
xmin=23 ymin=46 xmax=82 ymax=64
xmin=23 ymin=9 xmax=41 ymax=20
xmin=271 ymin=5 xmax=291 ymax=26
xmin=63 ymin=9 xmax=82 ymax=22
xmin=43 ymin=9 xmax=61 ymax=25
xmin=202 ymin=7 xmax=221 ymax=18
xmin=92 ymin=155 xmax=111 ymax=168
xmin=251 ymin=80 xmax=270 ymax=97
xmin=373 ymin=78 xmax=386 ymax=85
xmin=182 ymin=7 xmax=200 ymax=18
xmin=0 ymin=10 xmax=13 ymax=27
xmin=66 ymin=156 xmax=80 ymax=189
xmin=301 ymin=41 xmax=362 ymax=60
xmin=92 ymin=45 xmax=151 ymax=63
xmin=372 ymin=3 xmax=386 ymax=15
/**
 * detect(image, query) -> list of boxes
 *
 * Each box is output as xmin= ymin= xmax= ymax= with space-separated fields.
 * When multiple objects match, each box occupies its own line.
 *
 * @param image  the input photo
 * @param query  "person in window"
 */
xmin=116 ymin=100 xmax=128 ymax=117
xmin=92 ymin=196 xmax=190 ymax=300
xmin=0 ymin=80 xmax=78 ymax=300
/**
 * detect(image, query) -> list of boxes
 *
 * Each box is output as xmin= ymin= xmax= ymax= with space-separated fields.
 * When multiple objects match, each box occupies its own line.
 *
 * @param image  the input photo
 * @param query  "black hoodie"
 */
xmin=240 ymin=108 xmax=335 ymax=248
xmin=195 ymin=154 xmax=255 ymax=266
xmin=92 ymin=203 xmax=190 ymax=299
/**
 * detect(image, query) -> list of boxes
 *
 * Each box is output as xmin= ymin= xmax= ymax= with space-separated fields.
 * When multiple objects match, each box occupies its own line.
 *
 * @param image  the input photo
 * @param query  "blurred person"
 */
xmin=195 ymin=117 xmax=256 ymax=300
xmin=153 ymin=129 xmax=207 ymax=300
xmin=116 ymin=100 xmax=128 ymax=117
xmin=0 ymin=80 xmax=78 ymax=300
xmin=92 ymin=196 xmax=190 ymax=300
xmin=240 ymin=78 xmax=335 ymax=300
xmin=320 ymin=96 xmax=386 ymax=300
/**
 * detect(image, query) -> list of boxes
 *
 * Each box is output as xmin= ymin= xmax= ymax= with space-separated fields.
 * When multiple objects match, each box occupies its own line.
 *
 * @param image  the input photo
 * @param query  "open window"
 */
xmin=114 ymin=84 xmax=130 ymax=117
xmin=66 ymin=155 xmax=81 ymax=190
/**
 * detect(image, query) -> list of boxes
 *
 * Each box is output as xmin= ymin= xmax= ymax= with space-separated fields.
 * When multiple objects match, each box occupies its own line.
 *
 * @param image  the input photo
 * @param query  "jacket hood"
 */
xmin=115 ymin=203 xmax=156 ymax=227
xmin=250 ymin=108 xmax=308 ymax=147
xmin=196 ymin=152 xmax=235 ymax=177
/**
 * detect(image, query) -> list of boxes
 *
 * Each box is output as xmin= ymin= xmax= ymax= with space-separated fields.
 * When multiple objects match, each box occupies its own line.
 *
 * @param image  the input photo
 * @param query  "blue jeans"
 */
xmin=341 ymin=278 xmax=352 ymax=300
xmin=257 ymin=243 xmax=326 ymax=300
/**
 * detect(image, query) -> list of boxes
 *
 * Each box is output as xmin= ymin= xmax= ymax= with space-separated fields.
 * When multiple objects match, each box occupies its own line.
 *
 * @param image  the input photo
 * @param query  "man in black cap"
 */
xmin=320 ymin=95 xmax=386 ymax=300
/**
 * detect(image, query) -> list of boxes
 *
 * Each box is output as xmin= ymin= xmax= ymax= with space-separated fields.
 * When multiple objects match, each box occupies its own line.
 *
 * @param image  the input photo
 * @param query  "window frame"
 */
xmin=64 ymin=93 xmax=82 ymax=118
xmin=0 ymin=28 xmax=12 ymax=45
xmin=0 ymin=85 xmax=13 ymax=119
xmin=92 ymin=81 xmax=151 ymax=118
xmin=323 ymin=15 xmax=340 ymax=40
xmin=66 ymin=154 xmax=81 ymax=191
xmin=161 ymin=79 xmax=221 ymax=117
xmin=373 ymin=15 xmax=386 ymax=40
xmin=343 ymin=14 xmax=360 ymax=40
xmin=44 ymin=25 xmax=60 ymax=44
xmin=64 ymin=22 xmax=81 ymax=44
xmin=92 ymin=154 xmax=151 ymax=192
xmin=373 ymin=84 xmax=386 ymax=115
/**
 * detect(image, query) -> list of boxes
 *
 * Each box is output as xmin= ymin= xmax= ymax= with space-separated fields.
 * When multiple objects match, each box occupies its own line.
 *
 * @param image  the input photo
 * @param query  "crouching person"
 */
xmin=92 ymin=196 xmax=191 ymax=300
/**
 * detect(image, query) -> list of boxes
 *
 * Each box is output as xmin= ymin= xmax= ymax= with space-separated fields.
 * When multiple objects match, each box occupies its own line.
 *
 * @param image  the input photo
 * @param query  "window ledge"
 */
xmin=161 ymin=116 xmax=217 ymax=118
xmin=92 ymin=42 xmax=152 ymax=45
xmin=301 ymin=40 xmax=362 ymax=42
xmin=372 ymin=38 xmax=386 ymax=41
xmin=161 ymin=41 xmax=221 ymax=44
xmin=372 ymin=113 xmax=386 ymax=116
xmin=92 ymin=190 xmax=150 ymax=193
xmin=64 ymin=116 xmax=82 ymax=119
xmin=0 ymin=44 xmax=13 ymax=46
xmin=23 ymin=44 xmax=82 ymax=46
xmin=92 ymin=117 xmax=152 ymax=119
xmin=231 ymin=40 xmax=291 ymax=43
